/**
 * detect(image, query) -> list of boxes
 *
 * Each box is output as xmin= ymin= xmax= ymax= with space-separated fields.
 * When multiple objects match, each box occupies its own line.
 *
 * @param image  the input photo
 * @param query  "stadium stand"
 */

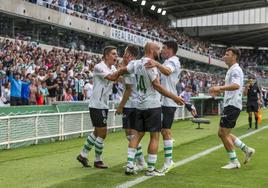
xmin=27 ymin=0 xmax=215 ymax=57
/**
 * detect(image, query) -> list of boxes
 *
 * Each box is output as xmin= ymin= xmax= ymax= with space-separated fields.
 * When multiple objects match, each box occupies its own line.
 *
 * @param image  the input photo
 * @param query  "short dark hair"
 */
xmin=126 ymin=44 xmax=139 ymax=57
xmin=103 ymin=46 xmax=117 ymax=58
xmin=163 ymin=40 xmax=178 ymax=54
xmin=226 ymin=47 xmax=241 ymax=60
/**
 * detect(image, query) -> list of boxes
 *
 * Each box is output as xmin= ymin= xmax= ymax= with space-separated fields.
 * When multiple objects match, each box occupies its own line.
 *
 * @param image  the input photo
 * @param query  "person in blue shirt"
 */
xmin=21 ymin=74 xmax=32 ymax=105
xmin=7 ymin=71 xmax=22 ymax=106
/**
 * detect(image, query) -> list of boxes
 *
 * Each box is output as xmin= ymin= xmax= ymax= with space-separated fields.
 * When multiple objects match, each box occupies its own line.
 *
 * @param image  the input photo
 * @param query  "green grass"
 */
xmin=135 ymin=127 xmax=268 ymax=188
xmin=0 ymin=109 xmax=268 ymax=188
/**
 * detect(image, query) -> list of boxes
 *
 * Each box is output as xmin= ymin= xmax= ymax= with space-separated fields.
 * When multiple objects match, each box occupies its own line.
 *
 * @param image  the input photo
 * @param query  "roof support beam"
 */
xmin=173 ymin=1 xmax=263 ymax=16
xmin=174 ymin=6 xmax=268 ymax=28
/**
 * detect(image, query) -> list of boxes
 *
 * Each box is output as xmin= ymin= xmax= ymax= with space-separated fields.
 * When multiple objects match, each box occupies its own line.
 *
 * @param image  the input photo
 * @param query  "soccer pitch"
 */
xmin=0 ymin=110 xmax=268 ymax=188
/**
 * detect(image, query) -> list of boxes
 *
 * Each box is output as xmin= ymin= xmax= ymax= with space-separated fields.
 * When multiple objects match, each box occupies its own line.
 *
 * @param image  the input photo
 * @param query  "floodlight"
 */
xmin=141 ymin=0 xmax=146 ymax=5
xmin=157 ymin=8 xmax=162 ymax=13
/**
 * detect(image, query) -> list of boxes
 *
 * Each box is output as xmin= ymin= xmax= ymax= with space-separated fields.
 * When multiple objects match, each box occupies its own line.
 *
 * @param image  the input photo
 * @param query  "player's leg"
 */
xmin=161 ymin=106 xmax=176 ymax=173
xmin=94 ymin=126 xmax=108 ymax=168
xmin=128 ymin=108 xmax=146 ymax=167
xmin=93 ymin=109 xmax=109 ymax=168
xmin=77 ymin=108 xmax=102 ymax=167
xmin=230 ymin=134 xmax=255 ymax=164
xmin=125 ymin=131 xmax=144 ymax=175
xmin=218 ymin=106 xmax=241 ymax=169
xmin=123 ymin=108 xmax=133 ymax=141
xmin=218 ymin=127 xmax=240 ymax=169
xmin=145 ymin=107 xmax=164 ymax=176
xmin=125 ymin=109 xmax=144 ymax=175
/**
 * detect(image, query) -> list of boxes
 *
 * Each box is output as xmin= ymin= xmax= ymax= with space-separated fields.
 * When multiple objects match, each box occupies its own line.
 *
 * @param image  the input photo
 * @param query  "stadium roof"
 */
xmin=201 ymin=25 xmax=268 ymax=47
xmin=124 ymin=1 xmax=268 ymax=46
xmin=145 ymin=0 xmax=268 ymax=46
xmin=148 ymin=0 xmax=268 ymax=19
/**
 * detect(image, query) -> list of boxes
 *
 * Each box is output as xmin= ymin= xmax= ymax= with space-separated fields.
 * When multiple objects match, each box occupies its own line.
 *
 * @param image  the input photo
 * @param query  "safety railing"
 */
xmin=0 ymin=106 xmax=191 ymax=149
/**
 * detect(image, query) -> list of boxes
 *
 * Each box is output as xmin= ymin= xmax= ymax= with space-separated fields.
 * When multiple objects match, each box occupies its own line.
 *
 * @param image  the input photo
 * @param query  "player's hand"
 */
xmin=116 ymin=105 xmax=123 ymax=115
xmin=118 ymin=67 xmax=127 ymax=75
xmin=175 ymin=96 xmax=185 ymax=105
xmin=144 ymin=59 xmax=158 ymax=69
xmin=117 ymin=62 xmax=124 ymax=69
xmin=209 ymin=86 xmax=222 ymax=97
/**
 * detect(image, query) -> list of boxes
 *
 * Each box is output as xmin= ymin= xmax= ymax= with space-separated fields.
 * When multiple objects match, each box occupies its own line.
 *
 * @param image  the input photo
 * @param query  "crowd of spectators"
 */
xmin=0 ymin=37 xmax=100 ymax=106
xmin=177 ymin=69 xmax=225 ymax=95
xmin=29 ymin=0 xmax=211 ymax=55
xmin=0 ymin=36 xmax=227 ymax=106
xmin=212 ymin=46 xmax=268 ymax=78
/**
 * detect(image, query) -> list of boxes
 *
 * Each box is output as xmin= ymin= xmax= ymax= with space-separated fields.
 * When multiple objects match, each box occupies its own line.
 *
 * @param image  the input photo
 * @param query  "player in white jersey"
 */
xmin=116 ymin=45 xmax=146 ymax=169
xmin=77 ymin=46 xmax=122 ymax=169
xmin=118 ymin=42 xmax=185 ymax=176
xmin=144 ymin=40 xmax=182 ymax=173
xmin=209 ymin=47 xmax=255 ymax=169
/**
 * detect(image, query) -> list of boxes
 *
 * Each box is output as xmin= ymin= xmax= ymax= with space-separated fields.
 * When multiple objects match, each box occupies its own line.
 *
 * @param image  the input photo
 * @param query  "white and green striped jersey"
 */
xmin=123 ymin=72 xmax=139 ymax=108
xmin=161 ymin=56 xmax=181 ymax=107
xmin=127 ymin=58 xmax=161 ymax=110
xmin=224 ymin=63 xmax=244 ymax=110
xmin=88 ymin=61 xmax=116 ymax=109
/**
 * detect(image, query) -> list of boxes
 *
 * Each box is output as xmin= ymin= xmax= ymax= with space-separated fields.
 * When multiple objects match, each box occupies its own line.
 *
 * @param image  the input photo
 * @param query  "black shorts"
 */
xmin=89 ymin=108 xmax=108 ymax=128
xmin=185 ymin=103 xmax=195 ymax=112
xmin=220 ymin=105 xmax=241 ymax=129
xmin=135 ymin=107 xmax=162 ymax=132
xmin=162 ymin=106 xmax=176 ymax=129
xmin=122 ymin=108 xmax=136 ymax=129
xmin=247 ymin=102 xmax=258 ymax=113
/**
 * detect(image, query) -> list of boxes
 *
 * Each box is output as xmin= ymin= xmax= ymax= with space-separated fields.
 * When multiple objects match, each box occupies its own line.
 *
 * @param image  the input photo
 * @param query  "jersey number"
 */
xmin=136 ymin=75 xmax=147 ymax=93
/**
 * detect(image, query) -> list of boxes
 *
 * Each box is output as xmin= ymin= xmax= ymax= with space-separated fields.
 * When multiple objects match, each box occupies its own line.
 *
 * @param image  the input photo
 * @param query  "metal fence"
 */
xmin=0 ymin=106 xmax=191 ymax=149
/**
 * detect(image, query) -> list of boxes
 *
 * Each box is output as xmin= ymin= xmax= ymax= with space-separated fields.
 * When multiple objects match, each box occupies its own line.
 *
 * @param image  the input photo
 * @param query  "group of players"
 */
xmin=76 ymin=41 xmax=256 ymax=176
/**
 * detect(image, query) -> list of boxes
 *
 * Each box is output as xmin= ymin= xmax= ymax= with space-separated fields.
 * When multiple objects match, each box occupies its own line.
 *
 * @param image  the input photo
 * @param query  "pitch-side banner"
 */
xmin=110 ymin=28 xmax=152 ymax=47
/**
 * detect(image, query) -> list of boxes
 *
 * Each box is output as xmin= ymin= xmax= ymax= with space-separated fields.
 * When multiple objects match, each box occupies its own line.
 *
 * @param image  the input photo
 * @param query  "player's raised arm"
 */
xmin=145 ymin=59 xmax=173 ymax=76
xmin=152 ymin=76 xmax=184 ymax=105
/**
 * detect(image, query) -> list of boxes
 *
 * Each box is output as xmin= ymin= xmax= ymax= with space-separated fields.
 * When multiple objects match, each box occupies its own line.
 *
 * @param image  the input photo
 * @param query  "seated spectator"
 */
xmin=180 ymin=85 xmax=198 ymax=118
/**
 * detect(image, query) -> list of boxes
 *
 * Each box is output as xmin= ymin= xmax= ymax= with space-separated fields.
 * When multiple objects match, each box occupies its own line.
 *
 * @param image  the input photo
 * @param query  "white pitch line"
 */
xmin=116 ymin=125 xmax=268 ymax=188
